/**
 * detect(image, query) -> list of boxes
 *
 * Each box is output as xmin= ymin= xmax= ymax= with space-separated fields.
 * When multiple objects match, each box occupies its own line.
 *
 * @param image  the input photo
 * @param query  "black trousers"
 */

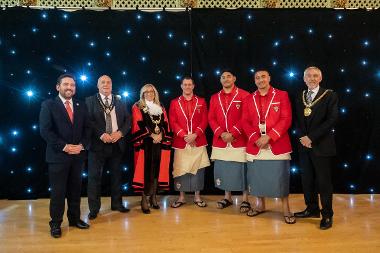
xmin=299 ymin=150 xmax=334 ymax=218
xmin=48 ymin=157 xmax=84 ymax=226
xmin=87 ymin=144 xmax=123 ymax=213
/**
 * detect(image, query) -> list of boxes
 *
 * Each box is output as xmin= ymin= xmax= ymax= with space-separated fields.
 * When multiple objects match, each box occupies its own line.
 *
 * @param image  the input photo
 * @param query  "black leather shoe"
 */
xmin=294 ymin=209 xmax=320 ymax=218
xmin=320 ymin=217 xmax=333 ymax=230
xmin=111 ymin=206 xmax=130 ymax=213
xmin=88 ymin=212 xmax=98 ymax=220
xmin=69 ymin=219 xmax=90 ymax=229
xmin=50 ymin=224 xmax=62 ymax=238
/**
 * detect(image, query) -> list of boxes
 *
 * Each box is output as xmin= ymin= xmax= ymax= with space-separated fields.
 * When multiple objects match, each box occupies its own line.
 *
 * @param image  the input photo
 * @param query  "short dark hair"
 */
xmin=220 ymin=68 xmax=236 ymax=77
xmin=181 ymin=76 xmax=194 ymax=84
xmin=57 ymin=74 xmax=75 ymax=85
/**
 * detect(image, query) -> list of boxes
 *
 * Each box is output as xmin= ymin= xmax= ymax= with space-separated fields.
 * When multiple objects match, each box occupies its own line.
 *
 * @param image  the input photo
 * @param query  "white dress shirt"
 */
xmin=99 ymin=93 xmax=119 ymax=133
xmin=59 ymin=94 xmax=73 ymax=112
xmin=308 ymin=85 xmax=320 ymax=101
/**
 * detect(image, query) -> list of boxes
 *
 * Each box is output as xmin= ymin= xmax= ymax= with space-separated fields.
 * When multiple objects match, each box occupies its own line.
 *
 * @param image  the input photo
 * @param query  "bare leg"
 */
xmin=282 ymin=196 xmax=296 ymax=224
xmin=194 ymin=191 xmax=201 ymax=202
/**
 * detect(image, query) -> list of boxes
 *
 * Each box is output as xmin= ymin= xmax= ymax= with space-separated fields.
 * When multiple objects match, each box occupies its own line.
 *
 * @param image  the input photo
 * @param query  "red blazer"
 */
xmin=208 ymin=87 xmax=250 ymax=148
xmin=242 ymin=87 xmax=292 ymax=156
xmin=169 ymin=95 xmax=208 ymax=149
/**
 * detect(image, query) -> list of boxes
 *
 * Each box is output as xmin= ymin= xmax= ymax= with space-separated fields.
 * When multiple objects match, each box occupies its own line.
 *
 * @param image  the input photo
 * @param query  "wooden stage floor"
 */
xmin=0 ymin=194 xmax=379 ymax=252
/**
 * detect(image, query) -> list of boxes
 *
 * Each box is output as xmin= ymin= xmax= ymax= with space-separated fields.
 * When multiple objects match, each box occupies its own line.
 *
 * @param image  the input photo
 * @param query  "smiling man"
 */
xmin=169 ymin=77 xmax=210 ymax=208
xmin=86 ymin=75 xmax=131 ymax=220
xmin=294 ymin=66 xmax=339 ymax=230
xmin=39 ymin=74 xmax=91 ymax=238
xmin=208 ymin=69 xmax=251 ymax=211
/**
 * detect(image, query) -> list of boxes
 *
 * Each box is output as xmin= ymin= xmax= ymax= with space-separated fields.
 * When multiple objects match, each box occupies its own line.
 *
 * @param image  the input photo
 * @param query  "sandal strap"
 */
xmin=240 ymin=201 xmax=251 ymax=207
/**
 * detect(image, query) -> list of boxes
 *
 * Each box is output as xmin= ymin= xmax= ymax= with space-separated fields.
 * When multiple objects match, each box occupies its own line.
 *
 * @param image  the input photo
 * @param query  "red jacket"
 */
xmin=169 ymin=95 xmax=208 ymax=149
xmin=242 ymin=87 xmax=292 ymax=156
xmin=208 ymin=87 xmax=250 ymax=148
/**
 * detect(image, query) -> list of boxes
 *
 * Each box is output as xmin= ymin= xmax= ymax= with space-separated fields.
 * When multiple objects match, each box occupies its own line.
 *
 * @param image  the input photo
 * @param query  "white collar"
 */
xmin=308 ymin=85 xmax=320 ymax=94
xmin=99 ymin=93 xmax=112 ymax=101
xmin=59 ymin=94 xmax=72 ymax=105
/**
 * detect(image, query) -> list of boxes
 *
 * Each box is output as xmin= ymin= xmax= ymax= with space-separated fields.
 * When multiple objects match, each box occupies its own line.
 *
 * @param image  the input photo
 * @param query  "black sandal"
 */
xmin=239 ymin=201 xmax=251 ymax=213
xmin=216 ymin=199 xmax=233 ymax=209
xmin=247 ymin=208 xmax=265 ymax=217
xmin=284 ymin=214 xmax=296 ymax=224
xmin=171 ymin=201 xmax=186 ymax=208
xmin=194 ymin=200 xmax=207 ymax=208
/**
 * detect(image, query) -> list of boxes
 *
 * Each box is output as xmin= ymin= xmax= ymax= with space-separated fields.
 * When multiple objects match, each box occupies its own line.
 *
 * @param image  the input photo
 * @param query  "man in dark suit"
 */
xmin=294 ymin=66 xmax=338 ymax=230
xmin=86 ymin=75 xmax=131 ymax=220
xmin=39 ymin=74 xmax=91 ymax=238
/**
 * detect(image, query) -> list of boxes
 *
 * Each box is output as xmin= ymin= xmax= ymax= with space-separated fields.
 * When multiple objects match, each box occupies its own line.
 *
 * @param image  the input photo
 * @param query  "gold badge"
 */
xmin=273 ymin=106 xmax=279 ymax=112
xmin=236 ymin=104 xmax=241 ymax=109
xmin=304 ymin=107 xmax=312 ymax=117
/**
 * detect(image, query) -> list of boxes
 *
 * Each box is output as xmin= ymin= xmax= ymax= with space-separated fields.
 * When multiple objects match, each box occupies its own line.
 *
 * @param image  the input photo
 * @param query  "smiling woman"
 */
xmin=130 ymin=84 xmax=172 ymax=214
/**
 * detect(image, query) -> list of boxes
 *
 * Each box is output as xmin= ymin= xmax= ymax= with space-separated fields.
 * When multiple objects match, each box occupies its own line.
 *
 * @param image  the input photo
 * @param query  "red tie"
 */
xmin=65 ymin=100 xmax=74 ymax=123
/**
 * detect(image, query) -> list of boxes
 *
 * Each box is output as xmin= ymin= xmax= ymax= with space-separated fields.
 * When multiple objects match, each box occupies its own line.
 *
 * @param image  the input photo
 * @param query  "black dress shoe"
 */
xmin=149 ymin=197 xmax=160 ymax=209
xmin=294 ymin=209 xmax=320 ymax=218
xmin=111 ymin=206 xmax=130 ymax=213
xmin=320 ymin=217 xmax=333 ymax=230
xmin=88 ymin=212 xmax=98 ymax=220
xmin=69 ymin=219 xmax=90 ymax=229
xmin=50 ymin=224 xmax=62 ymax=238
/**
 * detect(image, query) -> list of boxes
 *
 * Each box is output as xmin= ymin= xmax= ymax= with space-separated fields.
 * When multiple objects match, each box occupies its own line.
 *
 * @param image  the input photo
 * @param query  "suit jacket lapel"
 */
xmin=95 ymin=95 xmax=106 ymax=126
xmin=115 ymin=98 xmax=123 ymax=129
xmin=306 ymin=87 xmax=326 ymax=124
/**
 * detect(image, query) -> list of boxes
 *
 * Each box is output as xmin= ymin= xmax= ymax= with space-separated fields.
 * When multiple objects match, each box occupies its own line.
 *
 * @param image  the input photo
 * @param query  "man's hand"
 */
xmin=184 ymin=133 xmax=197 ymax=144
xmin=300 ymin=136 xmax=312 ymax=148
xmin=221 ymin=132 xmax=234 ymax=143
xmin=255 ymin=135 xmax=271 ymax=149
xmin=63 ymin=144 xmax=83 ymax=154
xmin=100 ymin=133 xmax=113 ymax=143
xmin=110 ymin=131 xmax=123 ymax=143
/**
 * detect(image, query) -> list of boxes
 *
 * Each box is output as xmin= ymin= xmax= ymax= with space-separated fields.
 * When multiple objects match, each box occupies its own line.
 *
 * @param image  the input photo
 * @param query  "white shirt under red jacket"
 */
xmin=242 ymin=86 xmax=292 ymax=156
xmin=208 ymin=85 xmax=250 ymax=149
xmin=169 ymin=95 xmax=208 ymax=148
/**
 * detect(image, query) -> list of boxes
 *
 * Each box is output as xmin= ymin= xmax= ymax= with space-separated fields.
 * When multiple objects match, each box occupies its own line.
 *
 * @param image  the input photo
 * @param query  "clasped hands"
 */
xmin=63 ymin=144 xmax=83 ymax=154
xmin=220 ymin=132 xmax=235 ymax=143
xmin=184 ymin=133 xmax=198 ymax=147
xmin=151 ymin=132 xmax=163 ymax=144
xmin=299 ymin=136 xmax=312 ymax=148
xmin=100 ymin=131 xmax=123 ymax=144
xmin=255 ymin=135 xmax=271 ymax=149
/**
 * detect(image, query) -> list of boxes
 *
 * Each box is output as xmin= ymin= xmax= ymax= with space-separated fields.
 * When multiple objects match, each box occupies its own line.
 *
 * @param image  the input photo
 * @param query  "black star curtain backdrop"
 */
xmin=0 ymin=7 xmax=379 ymax=199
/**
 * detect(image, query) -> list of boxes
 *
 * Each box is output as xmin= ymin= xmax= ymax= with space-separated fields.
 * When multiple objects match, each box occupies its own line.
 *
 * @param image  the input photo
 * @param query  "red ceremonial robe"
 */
xmin=130 ymin=103 xmax=172 ymax=191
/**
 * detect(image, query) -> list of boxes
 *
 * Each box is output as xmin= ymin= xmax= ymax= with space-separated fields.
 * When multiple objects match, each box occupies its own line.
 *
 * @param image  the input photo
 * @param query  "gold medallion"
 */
xmin=304 ymin=107 xmax=312 ymax=117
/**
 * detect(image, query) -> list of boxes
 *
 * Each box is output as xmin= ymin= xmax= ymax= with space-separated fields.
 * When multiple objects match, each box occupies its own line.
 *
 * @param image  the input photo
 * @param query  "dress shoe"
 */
xmin=320 ymin=217 xmax=333 ymax=230
xmin=69 ymin=219 xmax=90 ymax=229
xmin=111 ymin=206 xmax=130 ymax=213
xmin=50 ymin=224 xmax=62 ymax=238
xmin=88 ymin=212 xmax=98 ymax=220
xmin=294 ymin=208 xmax=320 ymax=218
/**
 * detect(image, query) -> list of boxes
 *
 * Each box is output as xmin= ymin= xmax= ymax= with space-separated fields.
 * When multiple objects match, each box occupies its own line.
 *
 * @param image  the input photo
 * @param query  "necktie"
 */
xmin=65 ymin=100 xmax=73 ymax=123
xmin=306 ymin=90 xmax=313 ymax=103
xmin=105 ymin=97 xmax=113 ymax=134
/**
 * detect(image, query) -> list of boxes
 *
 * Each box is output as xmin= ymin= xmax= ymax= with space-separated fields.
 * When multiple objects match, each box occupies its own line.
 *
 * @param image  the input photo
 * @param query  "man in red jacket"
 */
xmin=209 ymin=70 xmax=251 ymax=212
xmin=169 ymin=77 xmax=210 ymax=208
xmin=242 ymin=69 xmax=295 ymax=224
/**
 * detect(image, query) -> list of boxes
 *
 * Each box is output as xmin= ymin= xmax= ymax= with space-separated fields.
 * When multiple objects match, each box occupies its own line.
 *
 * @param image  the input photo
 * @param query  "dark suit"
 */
xmin=295 ymin=87 xmax=338 ymax=218
xmin=86 ymin=94 xmax=131 ymax=213
xmin=39 ymin=96 xmax=90 ymax=226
